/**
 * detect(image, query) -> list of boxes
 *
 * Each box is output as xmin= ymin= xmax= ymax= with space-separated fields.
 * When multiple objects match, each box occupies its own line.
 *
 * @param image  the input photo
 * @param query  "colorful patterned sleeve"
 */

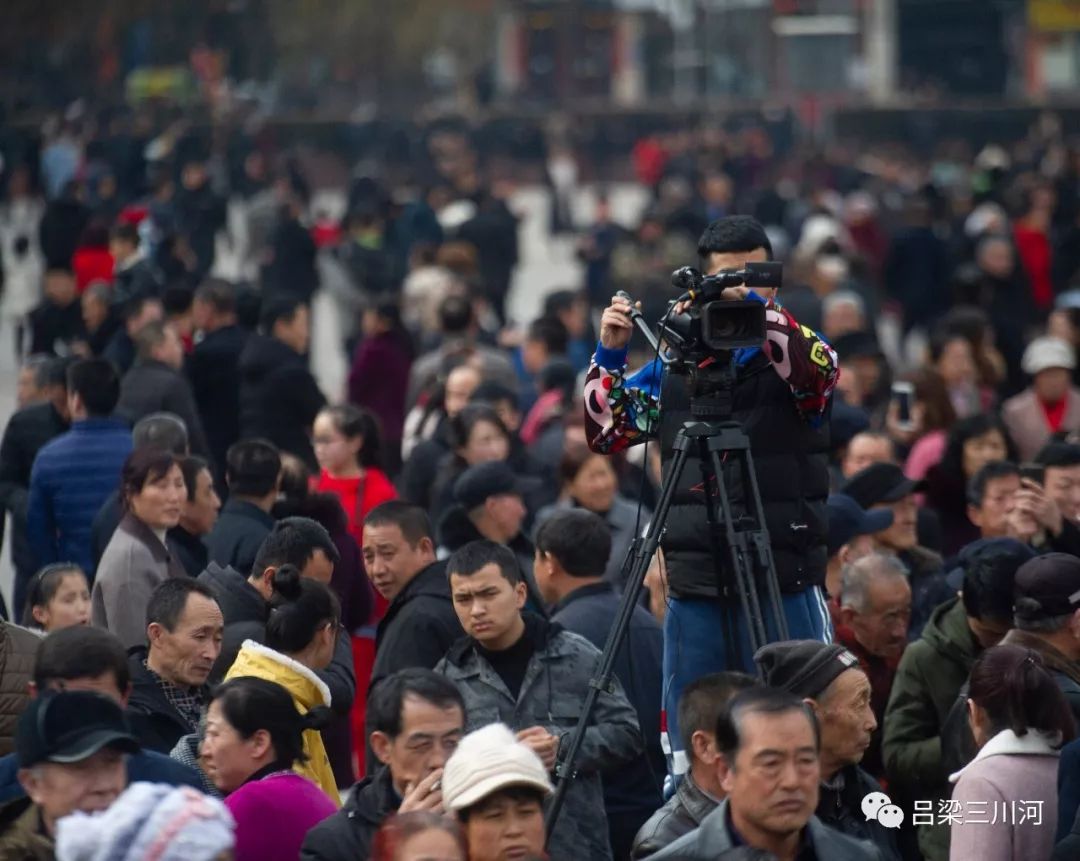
xmin=763 ymin=301 xmax=839 ymax=422
xmin=583 ymin=344 xmax=663 ymax=454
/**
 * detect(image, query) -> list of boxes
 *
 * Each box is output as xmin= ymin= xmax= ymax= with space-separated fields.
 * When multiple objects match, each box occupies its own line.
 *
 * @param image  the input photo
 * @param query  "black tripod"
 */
xmin=545 ymin=376 xmax=789 ymax=841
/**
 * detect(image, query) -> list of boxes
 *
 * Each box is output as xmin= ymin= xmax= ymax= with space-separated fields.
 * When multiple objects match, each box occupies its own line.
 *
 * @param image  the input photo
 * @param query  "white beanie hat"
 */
xmin=442 ymin=723 xmax=554 ymax=812
xmin=55 ymin=782 xmax=235 ymax=861
xmin=1022 ymin=336 xmax=1076 ymax=376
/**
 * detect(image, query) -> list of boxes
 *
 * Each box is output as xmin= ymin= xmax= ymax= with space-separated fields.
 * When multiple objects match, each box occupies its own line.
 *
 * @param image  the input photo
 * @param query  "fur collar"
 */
xmin=949 ymin=728 xmax=1060 ymax=784
xmin=236 ymin=639 xmax=332 ymax=707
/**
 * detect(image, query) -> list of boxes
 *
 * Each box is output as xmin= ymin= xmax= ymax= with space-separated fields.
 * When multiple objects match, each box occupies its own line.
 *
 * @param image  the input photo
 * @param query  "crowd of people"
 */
xmin=1 ymin=102 xmax=1080 ymax=861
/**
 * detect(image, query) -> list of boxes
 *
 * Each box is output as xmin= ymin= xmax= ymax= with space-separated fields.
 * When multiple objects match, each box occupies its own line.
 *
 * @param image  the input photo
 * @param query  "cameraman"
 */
xmin=584 ymin=215 xmax=839 ymax=782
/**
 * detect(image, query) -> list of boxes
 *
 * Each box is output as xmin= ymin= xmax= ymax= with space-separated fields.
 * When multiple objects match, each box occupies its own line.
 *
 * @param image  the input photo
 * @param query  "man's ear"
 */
xmin=719 ymin=756 xmax=736 ymax=795
xmin=514 ymin=581 xmax=528 ymax=610
xmin=418 ymin=536 xmax=435 ymax=557
xmin=690 ymin=730 xmax=717 ymax=766
xmin=18 ymin=769 xmax=41 ymax=804
xmin=146 ymin=621 xmax=164 ymax=648
xmin=838 ymin=605 xmax=857 ymax=627
xmin=967 ymin=504 xmax=983 ymax=529
xmin=371 ymin=732 xmax=393 ymax=766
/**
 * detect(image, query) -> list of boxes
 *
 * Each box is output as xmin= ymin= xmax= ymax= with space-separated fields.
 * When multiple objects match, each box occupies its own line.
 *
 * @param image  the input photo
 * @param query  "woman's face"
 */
xmin=129 ymin=464 xmax=186 ymax=531
xmin=396 ymin=828 xmax=465 ymax=861
xmin=937 ymin=338 xmax=977 ymax=387
xmin=962 ymin=429 xmax=1008 ymax=479
xmin=463 ymin=791 xmax=546 ymax=861
xmin=569 ymin=455 xmax=617 ymax=513
xmin=313 ymin=413 xmax=361 ymax=475
xmin=200 ymin=700 xmax=263 ymax=795
xmin=462 ymin=420 xmax=509 ymax=466
xmin=33 ymin=572 xmax=91 ymax=632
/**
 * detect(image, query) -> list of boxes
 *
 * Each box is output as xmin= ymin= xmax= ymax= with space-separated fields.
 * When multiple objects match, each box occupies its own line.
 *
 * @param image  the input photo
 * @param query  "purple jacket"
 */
xmin=227 ymin=771 xmax=337 ymax=861
xmin=348 ymin=333 xmax=411 ymax=446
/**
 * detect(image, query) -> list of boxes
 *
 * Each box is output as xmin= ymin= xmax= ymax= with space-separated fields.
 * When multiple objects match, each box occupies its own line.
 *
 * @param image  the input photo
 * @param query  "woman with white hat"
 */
xmin=440 ymin=723 xmax=554 ymax=861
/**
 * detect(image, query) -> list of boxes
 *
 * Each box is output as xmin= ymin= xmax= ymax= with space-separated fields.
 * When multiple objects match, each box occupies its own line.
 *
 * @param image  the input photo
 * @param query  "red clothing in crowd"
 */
xmin=1014 ymin=223 xmax=1054 ymax=310
xmin=313 ymin=466 xmax=397 ymax=775
xmin=72 ymin=246 xmax=113 ymax=293
xmin=1042 ymin=396 xmax=1068 ymax=434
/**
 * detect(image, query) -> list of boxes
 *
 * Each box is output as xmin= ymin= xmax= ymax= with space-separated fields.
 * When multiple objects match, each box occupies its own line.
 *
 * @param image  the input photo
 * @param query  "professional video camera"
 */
xmin=662 ymin=261 xmax=782 ymax=355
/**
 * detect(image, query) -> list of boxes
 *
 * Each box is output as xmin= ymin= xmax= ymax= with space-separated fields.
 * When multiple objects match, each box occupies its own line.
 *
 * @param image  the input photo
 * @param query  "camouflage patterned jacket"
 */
xmin=435 ymin=613 xmax=643 ymax=861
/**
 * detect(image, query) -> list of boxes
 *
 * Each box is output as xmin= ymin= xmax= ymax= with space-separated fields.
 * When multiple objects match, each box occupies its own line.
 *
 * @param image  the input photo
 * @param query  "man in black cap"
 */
xmin=0 ymin=690 xmax=138 ymax=854
xmin=755 ymin=640 xmax=900 ymax=861
xmin=824 ymin=493 xmax=893 ymax=599
xmin=844 ymin=462 xmax=952 ymax=640
xmin=436 ymin=460 xmax=538 ymax=589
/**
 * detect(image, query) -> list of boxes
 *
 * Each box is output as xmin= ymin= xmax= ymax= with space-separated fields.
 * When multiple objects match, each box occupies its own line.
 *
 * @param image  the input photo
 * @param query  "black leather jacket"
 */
xmin=632 ymin=773 xmax=718 ymax=859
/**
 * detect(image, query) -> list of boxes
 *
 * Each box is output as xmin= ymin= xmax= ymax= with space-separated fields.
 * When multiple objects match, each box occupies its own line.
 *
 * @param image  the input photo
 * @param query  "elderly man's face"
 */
xmin=20 ymin=748 xmax=126 ymax=834
xmin=843 ymin=576 xmax=912 ymax=658
xmin=874 ymin=496 xmax=918 ymax=551
xmin=842 ymin=435 xmax=894 ymax=479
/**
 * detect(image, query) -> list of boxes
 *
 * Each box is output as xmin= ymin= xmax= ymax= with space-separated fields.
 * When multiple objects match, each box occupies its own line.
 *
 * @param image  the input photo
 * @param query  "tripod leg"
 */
xmin=697 ymin=440 xmax=737 ymax=668
xmin=707 ymin=447 xmax=768 ymax=666
xmin=545 ymin=435 xmax=694 ymax=843
xmin=739 ymin=447 xmax=790 ymax=642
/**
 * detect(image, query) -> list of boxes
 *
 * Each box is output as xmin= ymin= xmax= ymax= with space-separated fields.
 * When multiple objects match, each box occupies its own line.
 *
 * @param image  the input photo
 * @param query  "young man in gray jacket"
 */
xmin=435 ymin=539 xmax=642 ymax=861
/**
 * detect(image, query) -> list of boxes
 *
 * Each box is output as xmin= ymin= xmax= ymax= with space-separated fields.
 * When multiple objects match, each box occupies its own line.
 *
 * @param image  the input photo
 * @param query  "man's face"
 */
xmin=450 ymin=564 xmax=526 ymax=646
xmin=82 ymin=292 xmax=108 ymax=331
xmin=362 ymin=522 xmax=434 ymax=602
xmin=704 ymin=247 xmax=775 ymax=301
xmin=968 ymin=473 xmax=1021 ymax=538
xmin=484 ymin=494 xmax=526 ymax=543
xmin=1034 ymin=367 xmax=1072 ymax=404
xmin=845 ymin=576 xmax=912 ymax=658
xmin=874 ymin=496 xmax=917 ymax=551
xmin=372 ymin=695 xmax=464 ymax=796
xmin=1046 ymin=465 xmax=1080 ymax=524
xmin=276 ymin=306 xmax=310 ymax=355
xmin=815 ymin=670 xmax=877 ymax=770
xmin=21 ymin=748 xmax=126 ymax=832
xmin=842 ymin=435 xmax=894 ymax=479
xmin=967 ymin=613 xmax=1011 ymax=650
xmin=149 ymin=593 xmax=224 ymax=687
xmin=16 ymin=366 xmax=43 ymax=408
xmin=444 ymin=367 xmax=480 ymax=418
xmin=722 ymin=709 xmax=819 ymax=840
xmin=183 ymin=468 xmax=221 ymax=536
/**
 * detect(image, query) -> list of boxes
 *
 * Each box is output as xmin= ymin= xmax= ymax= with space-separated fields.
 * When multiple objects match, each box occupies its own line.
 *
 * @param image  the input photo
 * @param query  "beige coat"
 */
xmin=1001 ymin=387 xmax=1080 ymax=462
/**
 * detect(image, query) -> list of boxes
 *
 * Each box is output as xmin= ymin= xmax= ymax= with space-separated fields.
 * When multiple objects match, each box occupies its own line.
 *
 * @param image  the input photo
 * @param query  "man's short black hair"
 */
xmin=194 ymin=278 xmax=237 ymax=314
xmin=961 ymin=542 xmax=1033 ymax=623
xmin=534 ymin=509 xmax=612 ymax=578
xmin=525 ymin=316 xmax=568 ymax=356
xmin=716 ymin=687 xmax=818 ymax=765
xmin=968 ymin=461 xmax=1020 ymax=507
xmin=364 ymin=501 xmax=433 ymax=545
xmin=33 ymin=626 xmax=130 ymax=692
xmin=543 ymin=289 xmax=582 ymax=318
xmin=250 ymin=516 xmax=341 ymax=578
xmin=67 ymin=359 xmax=120 ymax=417
xmin=1036 ymin=442 xmax=1080 ymax=470
xmin=109 ymin=222 xmax=139 ymax=246
xmin=260 ymin=294 xmax=306 ymax=333
xmin=39 ymin=356 xmax=74 ymax=390
xmin=697 ymin=215 xmax=773 ymax=264
xmin=446 ymin=540 xmax=522 ymax=586
xmin=677 ymin=672 xmax=759 ymax=754
xmin=439 ymin=295 xmax=474 ymax=335
xmin=226 ymin=439 xmax=281 ymax=497
xmin=368 ymin=668 xmax=465 ymax=739
xmin=178 ymin=455 xmax=210 ymax=503
xmin=470 ymin=381 xmax=519 ymax=410
xmin=146 ymin=577 xmax=218 ymax=632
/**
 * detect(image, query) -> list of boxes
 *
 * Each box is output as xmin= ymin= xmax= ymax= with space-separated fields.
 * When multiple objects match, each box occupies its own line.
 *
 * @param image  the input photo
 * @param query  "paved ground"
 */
xmin=0 ymin=181 xmax=650 ymax=613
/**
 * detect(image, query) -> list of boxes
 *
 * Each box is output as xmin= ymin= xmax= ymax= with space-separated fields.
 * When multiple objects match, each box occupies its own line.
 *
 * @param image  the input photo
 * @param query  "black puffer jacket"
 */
xmin=658 ymin=356 xmax=830 ymax=599
xmin=300 ymin=766 xmax=398 ymax=861
xmin=238 ymin=334 xmax=325 ymax=470
xmin=817 ymin=766 xmax=901 ymax=861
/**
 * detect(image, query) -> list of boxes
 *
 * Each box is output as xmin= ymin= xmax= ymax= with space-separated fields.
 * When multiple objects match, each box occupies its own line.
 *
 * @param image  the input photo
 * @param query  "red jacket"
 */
xmin=72 ymin=247 xmax=114 ymax=293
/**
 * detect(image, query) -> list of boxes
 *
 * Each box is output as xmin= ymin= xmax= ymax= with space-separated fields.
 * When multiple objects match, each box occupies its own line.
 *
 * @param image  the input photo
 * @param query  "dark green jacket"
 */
xmin=882 ymin=597 xmax=980 ymax=861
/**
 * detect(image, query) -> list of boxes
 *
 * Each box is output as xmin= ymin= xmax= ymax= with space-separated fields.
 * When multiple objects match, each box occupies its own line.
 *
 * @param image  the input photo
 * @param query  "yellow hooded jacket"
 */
xmin=225 ymin=639 xmax=341 ymax=806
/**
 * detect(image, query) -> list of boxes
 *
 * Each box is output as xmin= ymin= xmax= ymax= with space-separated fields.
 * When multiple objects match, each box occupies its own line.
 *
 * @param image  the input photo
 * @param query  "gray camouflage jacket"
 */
xmin=435 ymin=613 xmax=643 ymax=861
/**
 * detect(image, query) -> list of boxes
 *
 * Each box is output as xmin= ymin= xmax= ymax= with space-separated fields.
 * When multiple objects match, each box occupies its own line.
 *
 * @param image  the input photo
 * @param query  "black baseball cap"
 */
xmin=842 ymin=463 xmax=926 ymax=509
xmin=1014 ymin=553 xmax=1080 ymax=622
xmin=453 ymin=461 xmax=540 ymax=511
xmin=826 ymin=494 xmax=893 ymax=556
xmin=16 ymin=690 xmax=139 ymax=769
